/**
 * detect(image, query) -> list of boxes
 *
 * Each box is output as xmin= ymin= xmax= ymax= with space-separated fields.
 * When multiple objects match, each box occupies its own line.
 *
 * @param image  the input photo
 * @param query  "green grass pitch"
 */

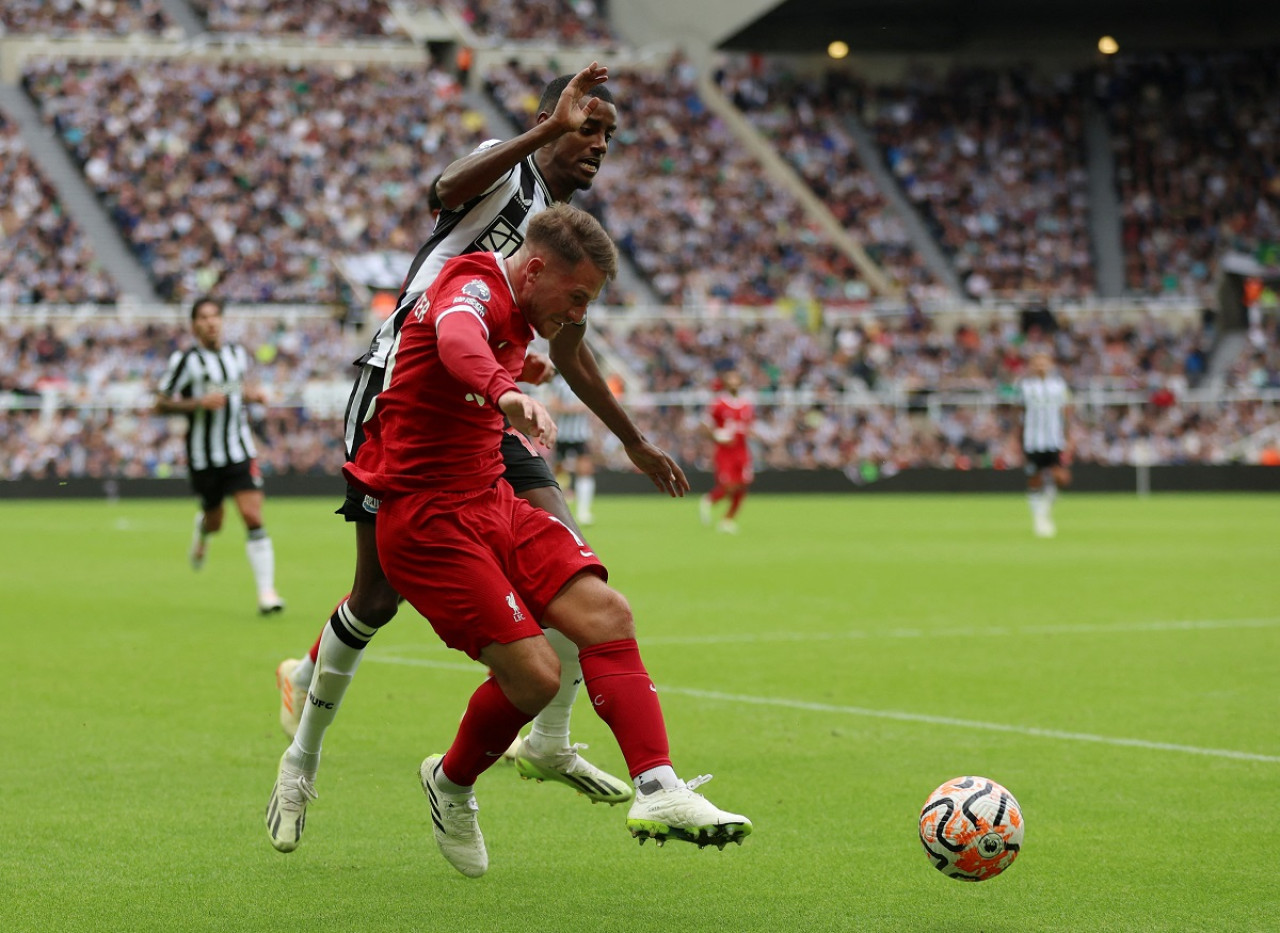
xmin=2 ymin=491 xmax=1277 ymax=932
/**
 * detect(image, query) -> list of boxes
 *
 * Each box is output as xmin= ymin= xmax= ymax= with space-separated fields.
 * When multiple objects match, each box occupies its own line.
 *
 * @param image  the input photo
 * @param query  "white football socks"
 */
xmin=527 ymin=628 xmax=582 ymax=756
xmin=574 ymin=475 xmax=595 ymax=520
xmin=245 ymin=530 xmax=276 ymax=599
xmin=287 ymin=607 xmax=368 ymax=771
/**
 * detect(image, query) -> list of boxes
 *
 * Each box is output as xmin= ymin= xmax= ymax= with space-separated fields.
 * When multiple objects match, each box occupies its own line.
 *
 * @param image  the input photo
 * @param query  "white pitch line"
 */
xmin=662 ymin=687 xmax=1280 ymax=764
xmin=363 ymin=654 xmax=1280 ymax=764
xmin=634 ymin=617 xmax=1280 ymax=647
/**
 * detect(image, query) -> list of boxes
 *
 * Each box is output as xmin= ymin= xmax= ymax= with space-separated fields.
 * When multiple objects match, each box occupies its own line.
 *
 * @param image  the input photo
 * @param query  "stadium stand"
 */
xmin=714 ymin=57 xmax=941 ymax=302
xmin=190 ymin=0 xmax=407 ymax=39
xmin=1099 ymin=50 xmax=1280 ymax=300
xmin=485 ymin=54 xmax=877 ymax=306
xmin=0 ymin=0 xmax=175 ymax=36
xmin=860 ymin=64 xmax=1095 ymax=301
xmin=448 ymin=0 xmax=618 ymax=45
xmin=0 ymin=109 xmax=118 ymax=304
xmin=22 ymin=58 xmax=486 ymax=303
xmin=0 ymin=2 xmax=1276 ymax=483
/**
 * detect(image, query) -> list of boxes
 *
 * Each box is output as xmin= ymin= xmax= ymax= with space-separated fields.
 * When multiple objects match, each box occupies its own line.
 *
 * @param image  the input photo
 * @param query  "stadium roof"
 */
xmin=718 ymin=0 xmax=1280 ymax=55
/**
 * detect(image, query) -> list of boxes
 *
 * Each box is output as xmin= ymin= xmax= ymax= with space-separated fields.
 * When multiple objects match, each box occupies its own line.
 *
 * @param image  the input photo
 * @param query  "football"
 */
xmin=918 ymin=776 xmax=1024 ymax=881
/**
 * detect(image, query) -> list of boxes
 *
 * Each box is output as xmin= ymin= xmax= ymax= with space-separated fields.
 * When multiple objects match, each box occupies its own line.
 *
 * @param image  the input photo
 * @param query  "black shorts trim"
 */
xmin=555 ymin=440 xmax=589 ymax=460
xmin=192 ymin=460 xmax=261 ymax=512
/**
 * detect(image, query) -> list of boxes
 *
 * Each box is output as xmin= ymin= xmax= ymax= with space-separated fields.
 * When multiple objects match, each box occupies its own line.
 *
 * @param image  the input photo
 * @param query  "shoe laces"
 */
xmin=684 ymin=774 xmax=713 ymax=793
xmin=440 ymin=795 xmax=480 ymax=832
xmin=280 ymin=772 xmax=317 ymax=807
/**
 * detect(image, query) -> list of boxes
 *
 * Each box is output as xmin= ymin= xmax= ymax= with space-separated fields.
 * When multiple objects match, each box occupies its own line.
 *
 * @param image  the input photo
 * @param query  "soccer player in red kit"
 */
xmin=699 ymin=368 xmax=754 ymax=533
xmin=340 ymin=204 xmax=750 ymax=876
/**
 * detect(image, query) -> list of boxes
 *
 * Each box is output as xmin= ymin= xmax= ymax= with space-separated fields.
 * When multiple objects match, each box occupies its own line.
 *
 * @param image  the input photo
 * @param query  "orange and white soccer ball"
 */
xmin=919 ymin=776 xmax=1024 ymax=881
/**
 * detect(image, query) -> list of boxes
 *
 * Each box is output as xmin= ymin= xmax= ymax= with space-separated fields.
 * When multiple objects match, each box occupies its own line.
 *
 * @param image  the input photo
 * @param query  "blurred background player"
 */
xmin=547 ymin=372 xmax=597 ymax=525
xmin=699 ymin=368 xmax=755 ymax=534
xmin=155 ymin=295 xmax=284 ymax=614
xmin=1019 ymin=351 xmax=1072 ymax=537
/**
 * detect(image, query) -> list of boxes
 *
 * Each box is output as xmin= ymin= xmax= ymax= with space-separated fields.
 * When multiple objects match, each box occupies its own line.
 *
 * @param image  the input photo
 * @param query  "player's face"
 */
xmin=523 ymin=255 xmax=607 ymax=339
xmin=539 ymin=100 xmax=618 ymax=198
xmin=191 ymin=303 xmax=223 ymax=349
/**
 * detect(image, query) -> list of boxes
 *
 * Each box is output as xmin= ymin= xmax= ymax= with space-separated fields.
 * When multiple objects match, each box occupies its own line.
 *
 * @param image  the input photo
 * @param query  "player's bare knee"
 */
xmin=496 ymin=661 xmax=560 ymax=714
xmin=594 ymin=587 xmax=635 ymax=641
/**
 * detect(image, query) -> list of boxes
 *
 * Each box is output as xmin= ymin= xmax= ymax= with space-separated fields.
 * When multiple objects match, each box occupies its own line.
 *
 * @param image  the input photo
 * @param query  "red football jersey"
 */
xmin=709 ymin=395 xmax=754 ymax=454
xmin=345 ymin=251 xmax=533 ymax=495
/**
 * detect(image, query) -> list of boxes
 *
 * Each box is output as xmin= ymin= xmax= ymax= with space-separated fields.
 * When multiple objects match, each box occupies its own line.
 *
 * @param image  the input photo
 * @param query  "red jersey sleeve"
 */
xmin=431 ymin=285 xmax=520 ymax=408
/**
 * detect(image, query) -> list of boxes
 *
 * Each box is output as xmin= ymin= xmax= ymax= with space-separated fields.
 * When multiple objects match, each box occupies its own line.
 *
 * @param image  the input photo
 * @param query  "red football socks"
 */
xmin=579 ymin=638 xmax=671 ymax=777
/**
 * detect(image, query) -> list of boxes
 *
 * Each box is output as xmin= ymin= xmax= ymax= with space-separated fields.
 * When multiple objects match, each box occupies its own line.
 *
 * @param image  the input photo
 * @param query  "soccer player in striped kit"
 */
xmin=267 ymin=64 xmax=690 ymax=855
xmin=155 ymin=295 xmax=284 ymax=614
xmin=1018 ymin=351 xmax=1072 ymax=537
xmin=547 ymin=373 xmax=598 ymax=525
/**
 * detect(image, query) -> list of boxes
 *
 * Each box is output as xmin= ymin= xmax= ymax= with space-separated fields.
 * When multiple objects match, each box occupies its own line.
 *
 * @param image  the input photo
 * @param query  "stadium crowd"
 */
xmin=0 ymin=0 xmax=174 ymax=36
xmin=3 ymin=310 xmax=1275 ymax=481
xmin=862 ymin=64 xmax=1095 ymax=301
xmin=0 ymin=111 xmax=118 ymax=305
xmin=485 ymin=55 xmax=876 ymax=307
xmin=713 ymin=58 xmax=938 ymax=301
xmin=451 ymin=0 xmax=617 ymax=45
xmin=189 ymin=0 xmax=403 ymax=39
xmin=1100 ymin=50 xmax=1280 ymax=299
xmin=2 ymin=9 xmax=1277 ymax=483
xmin=23 ymin=58 xmax=486 ymax=304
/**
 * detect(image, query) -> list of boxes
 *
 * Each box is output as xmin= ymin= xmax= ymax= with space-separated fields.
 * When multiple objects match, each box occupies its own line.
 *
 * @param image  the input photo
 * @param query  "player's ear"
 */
xmin=524 ymin=255 xmax=546 ymax=283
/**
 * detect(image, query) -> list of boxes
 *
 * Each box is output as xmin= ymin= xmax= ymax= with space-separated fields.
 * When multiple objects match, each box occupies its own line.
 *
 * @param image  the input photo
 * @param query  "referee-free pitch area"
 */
xmin=3 ymin=492 xmax=1277 ymax=933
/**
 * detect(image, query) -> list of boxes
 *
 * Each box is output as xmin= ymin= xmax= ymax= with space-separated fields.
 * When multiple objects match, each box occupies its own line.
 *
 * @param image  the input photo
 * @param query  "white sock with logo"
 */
xmin=635 ymin=765 xmax=680 ymax=794
xmin=528 ymin=628 xmax=581 ymax=756
xmin=286 ymin=606 xmax=368 ymax=771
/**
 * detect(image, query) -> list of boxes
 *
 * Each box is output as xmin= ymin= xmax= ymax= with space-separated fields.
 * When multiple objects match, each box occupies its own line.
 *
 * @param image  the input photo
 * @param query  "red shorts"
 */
xmin=375 ymin=481 xmax=607 ymax=659
xmin=714 ymin=446 xmax=753 ymax=487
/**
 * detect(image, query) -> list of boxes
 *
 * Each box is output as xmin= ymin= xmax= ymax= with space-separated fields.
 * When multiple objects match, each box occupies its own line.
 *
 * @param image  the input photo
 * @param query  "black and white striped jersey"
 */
xmin=360 ymin=140 xmax=557 ymax=370
xmin=158 ymin=343 xmax=257 ymax=471
xmin=548 ymin=376 xmax=592 ymax=445
xmin=1018 ymin=373 xmax=1070 ymax=453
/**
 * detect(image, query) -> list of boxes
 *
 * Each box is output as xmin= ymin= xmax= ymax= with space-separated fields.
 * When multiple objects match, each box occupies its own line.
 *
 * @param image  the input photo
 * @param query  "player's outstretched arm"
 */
xmin=436 ymin=62 xmax=609 ymax=210
xmin=550 ymin=326 xmax=689 ymax=497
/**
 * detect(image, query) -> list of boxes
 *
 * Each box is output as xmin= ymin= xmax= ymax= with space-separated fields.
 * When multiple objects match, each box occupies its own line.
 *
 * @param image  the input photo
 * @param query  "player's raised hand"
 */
xmin=624 ymin=439 xmax=690 ymax=498
xmin=499 ymin=391 xmax=557 ymax=448
xmin=552 ymin=62 xmax=609 ymax=131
